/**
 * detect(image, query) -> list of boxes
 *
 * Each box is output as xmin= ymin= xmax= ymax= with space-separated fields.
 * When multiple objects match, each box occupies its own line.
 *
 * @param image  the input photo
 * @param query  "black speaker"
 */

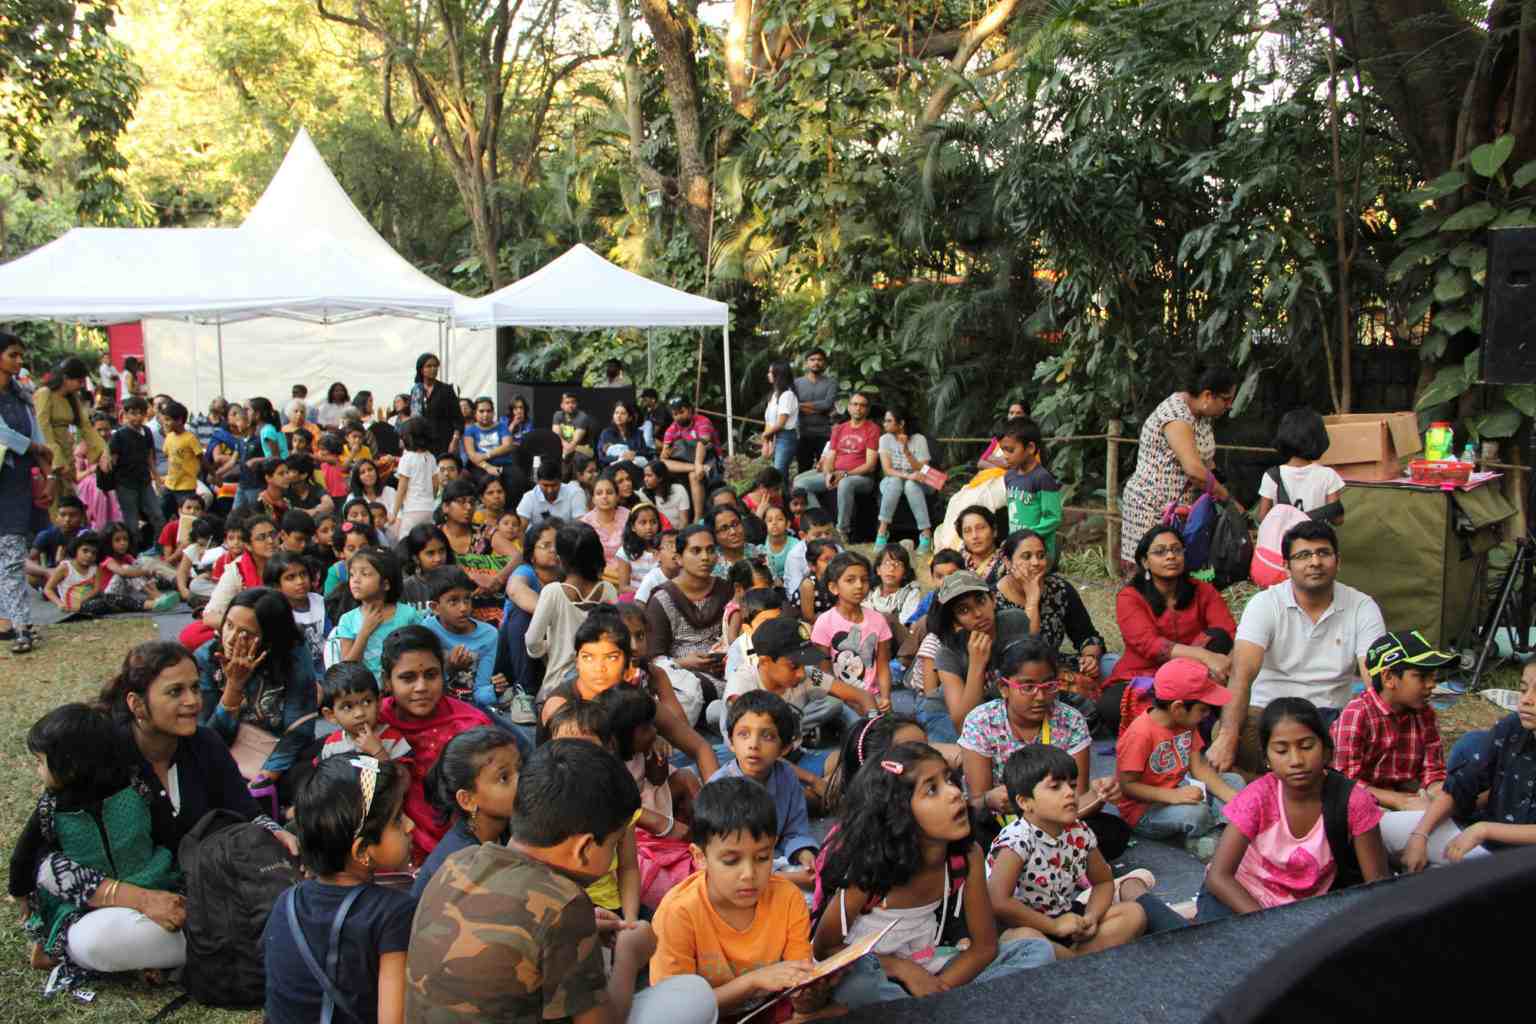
xmin=1482 ymin=226 xmax=1536 ymax=384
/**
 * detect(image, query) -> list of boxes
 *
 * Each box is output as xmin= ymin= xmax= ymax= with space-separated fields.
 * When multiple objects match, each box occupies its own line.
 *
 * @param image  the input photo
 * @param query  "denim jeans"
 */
xmin=878 ymin=476 xmax=934 ymax=530
xmin=891 ymin=688 xmax=960 ymax=744
xmin=1131 ymin=772 xmax=1246 ymax=840
xmin=831 ymin=939 xmax=1055 ymax=1008
xmin=771 ymin=429 xmax=798 ymax=488
xmin=791 ymin=470 xmax=875 ymax=534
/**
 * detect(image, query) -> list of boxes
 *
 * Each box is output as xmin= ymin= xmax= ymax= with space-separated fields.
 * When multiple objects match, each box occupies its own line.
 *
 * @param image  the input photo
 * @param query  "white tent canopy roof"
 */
xmin=0 ymin=128 xmax=459 ymax=324
xmin=454 ymin=243 xmax=728 ymax=328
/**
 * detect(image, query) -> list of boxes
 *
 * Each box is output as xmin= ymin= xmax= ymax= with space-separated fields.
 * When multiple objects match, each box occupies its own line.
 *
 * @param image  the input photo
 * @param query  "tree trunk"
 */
xmin=638 ymin=0 xmax=714 ymax=257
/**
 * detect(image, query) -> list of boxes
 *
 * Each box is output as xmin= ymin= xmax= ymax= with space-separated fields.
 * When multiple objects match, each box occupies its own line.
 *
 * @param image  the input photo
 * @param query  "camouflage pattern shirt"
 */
xmin=406 ymin=843 xmax=610 ymax=1023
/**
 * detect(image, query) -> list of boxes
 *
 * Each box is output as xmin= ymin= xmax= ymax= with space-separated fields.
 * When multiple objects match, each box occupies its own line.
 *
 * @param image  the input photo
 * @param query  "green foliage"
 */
xmin=0 ymin=1 xmax=142 ymax=221
xmin=1395 ymin=132 xmax=1536 ymax=440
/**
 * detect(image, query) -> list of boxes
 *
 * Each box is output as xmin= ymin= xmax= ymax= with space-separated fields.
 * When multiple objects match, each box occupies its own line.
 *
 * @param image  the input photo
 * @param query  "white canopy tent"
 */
xmin=454 ymin=243 xmax=735 ymax=454
xmin=0 ymin=129 xmax=493 ymax=406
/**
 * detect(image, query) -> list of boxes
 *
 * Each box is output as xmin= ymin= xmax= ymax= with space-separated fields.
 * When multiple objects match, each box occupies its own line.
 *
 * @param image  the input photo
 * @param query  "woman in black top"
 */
xmin=409 ymin=353 xmax=461 ymax=457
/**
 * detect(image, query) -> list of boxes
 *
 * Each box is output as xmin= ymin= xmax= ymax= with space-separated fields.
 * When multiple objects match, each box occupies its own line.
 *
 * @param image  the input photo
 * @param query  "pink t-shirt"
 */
xmin=810 ymin=605 xmax=891 ymax=694
xmin=1222 ymin=773 xmax=1383 ymax=909
xmin=580 ymin=506 xmax=629 ymax=562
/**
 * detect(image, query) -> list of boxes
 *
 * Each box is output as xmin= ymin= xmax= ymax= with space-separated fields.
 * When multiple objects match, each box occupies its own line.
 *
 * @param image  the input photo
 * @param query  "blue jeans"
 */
xmin=891 ymin=689 xmax=959 ymax=744
xmin=878 ymin=476 xmax=934 ymax=530
xmin=1195 ymin=885 xmax=1236 ymax=923
xmin=771 ymin=429 xmax=798 ymax=488
xmin=1131 ymin=772 xmax=1246 ymax=840
xmin=791 ymin=470 xmax=875 ymax=535
xmin=831 ymin=939 xmax=1055 ymax=1008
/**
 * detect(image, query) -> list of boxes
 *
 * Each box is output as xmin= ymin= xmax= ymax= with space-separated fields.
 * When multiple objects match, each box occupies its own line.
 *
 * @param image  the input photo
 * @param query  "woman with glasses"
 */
xmin=1102 ymin=524 xmax=1236 ymax=737
xmin=991 ymin=530 xmax=1106 ymax=692
xmin=959 ymin=637 xmax=1130 ymax=857
xmin=706 ymin=505 xmax=761 ymax=579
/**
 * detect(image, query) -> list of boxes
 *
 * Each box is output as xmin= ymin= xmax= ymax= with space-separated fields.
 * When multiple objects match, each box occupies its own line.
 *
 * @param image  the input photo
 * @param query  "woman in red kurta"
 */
xmin=1102 ymin=524 xmax=1236 ymax=735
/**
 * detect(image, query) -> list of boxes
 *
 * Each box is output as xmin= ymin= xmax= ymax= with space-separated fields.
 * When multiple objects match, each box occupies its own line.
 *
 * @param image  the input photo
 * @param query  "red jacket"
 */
xmin=1107 ymin=580 xmax=1235 ymax=686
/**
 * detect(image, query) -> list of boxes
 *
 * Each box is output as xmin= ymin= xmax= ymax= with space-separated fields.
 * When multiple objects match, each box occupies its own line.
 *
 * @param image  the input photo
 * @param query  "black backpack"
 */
xmin=178 ymin=810 xmax=301 ymax=1008
xmin=1321 ymin=770 xmax=1365 ymax=891
xmin=1207 ymin=501 xmax=1254 ymax=590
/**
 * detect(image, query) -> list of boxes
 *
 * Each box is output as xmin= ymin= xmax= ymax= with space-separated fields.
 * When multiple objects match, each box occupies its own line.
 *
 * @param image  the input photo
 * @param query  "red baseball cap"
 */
xmin=1152 ymin=658 xmax=1232 ymax=706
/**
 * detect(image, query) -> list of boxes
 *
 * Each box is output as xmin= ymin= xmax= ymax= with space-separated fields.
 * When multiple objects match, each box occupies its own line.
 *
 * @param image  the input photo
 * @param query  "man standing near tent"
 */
xmin=794 ymin=347 xmax=838 ymax=476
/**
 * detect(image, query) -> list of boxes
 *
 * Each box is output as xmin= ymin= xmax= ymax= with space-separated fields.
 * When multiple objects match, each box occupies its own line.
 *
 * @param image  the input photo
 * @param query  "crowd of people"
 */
xmin=2 ymin=328 xmax=1535 ymax=1024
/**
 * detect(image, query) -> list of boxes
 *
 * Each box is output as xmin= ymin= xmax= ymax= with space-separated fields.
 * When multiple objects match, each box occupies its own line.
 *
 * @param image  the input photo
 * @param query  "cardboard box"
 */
xmin=1321 ymin=412 xmax=1422 ymax=481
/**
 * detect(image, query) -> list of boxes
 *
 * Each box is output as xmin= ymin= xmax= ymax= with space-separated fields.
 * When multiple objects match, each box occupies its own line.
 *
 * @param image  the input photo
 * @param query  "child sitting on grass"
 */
xmin=406 ymin=740 xmax=718 ymax=1024
xmin=1200 ymin=698 xmax=1388 ymax=920
xmin=1116 ymin=658 xmax=1244 ymax=859
xmin=651 ymin=777 xmax=828 ymax=1020
xmin=1402 ymin=658 xmax=1536 ymax=872
xmin=1333 ymin=630 xmax=1460 ymax=861
xmin=263 ymin=757 xmax=415 ymax=1024
xmin=709 ymin=691 xmax=818 ymax=882
xmin=986 ymin=746 xmax=1146 ymax=958
xmin=42 ymin=531 xmax=102 ymax=613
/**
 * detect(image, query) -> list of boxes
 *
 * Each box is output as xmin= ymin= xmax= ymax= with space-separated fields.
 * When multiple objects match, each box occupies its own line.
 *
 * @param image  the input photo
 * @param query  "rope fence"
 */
xmin=696 ymin=407 xmax=1529 ymax=576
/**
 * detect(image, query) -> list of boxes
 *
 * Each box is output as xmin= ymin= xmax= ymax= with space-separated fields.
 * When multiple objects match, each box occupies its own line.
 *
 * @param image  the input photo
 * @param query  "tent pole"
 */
xmin=216 ymin=317 xmax=226 ymax=398
xmin=647 ymin=331 xmax=654 ymax=385
xmin=722 ymin=322 xmax=735 ymax=460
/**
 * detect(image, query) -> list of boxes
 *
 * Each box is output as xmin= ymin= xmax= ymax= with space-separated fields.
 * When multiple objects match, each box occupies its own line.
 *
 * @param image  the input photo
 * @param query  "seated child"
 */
xmin=986 ymin=746 xmax=1146 ymax=958
xmin=42 ymin=531 xmax=103 ymax=613
xmin=263 ymin=757 xmax=416 ymax=1024
xmin=708 ymin=691 xmax=818 ymax=878
xmin=175 ymin=515 xmax=221 ymax=607
xmin=405 ymin=740 xmax=718 ymax=1024
xmin=723 ymin=558 xmax=774 ymax=646
xmin=595 ymin=686 xmax=700 ymax=910
xmin=420 ymin=566 xmax=502 ymax=711
xmin=651 ymin=776 xmax=825 ymax=1018
xmin=411 ymin=726 xmax=520 ymax=899
xmin=811 ymin=551 xmax=893 ymax=713
xmin=329 ymin=547 xmax=424 ymax=676
xmin=1401 ymin=657 xmax=1536 ymax=872
xmin=265 ymin=551 xmax=326 ymax=675
xmin=782 ymin=508 xmax=833 ymax=595
xmin=545 ymin=699 xmax=644 ymax=923
xmin=796 ymin=537 xmax=840 ymax=622
xmin=619 ymin=603 xmax=720 ymax=778
xmin=26 ymin=496 xmax=85 ymax=586
xmin=158 ymin=495 xmax=207 ymax=564
xmin=633 ymin=528 xmax=681 ymax=605
xmin=1200 ymin=698 xmax=1388 ymax=920
xmin=1333 ymin=630 xmax=1458 ymax=860
xmin=760 ymin=505 xmax=800 ymax=585
xmin=719 ymin=608 xmax=872 ymax=755
xmin=11 ymin=704 xmax=183 ymax=991
xmin=812 ymin=741 xmax=1053 ymax=1007
xmin=1116 ymin=658 xmax=1244 ymax=858
xmin=319 ymin=662 xmax=413 ymax=762
xmin=90 ymin=521 xmax=178 ymax=614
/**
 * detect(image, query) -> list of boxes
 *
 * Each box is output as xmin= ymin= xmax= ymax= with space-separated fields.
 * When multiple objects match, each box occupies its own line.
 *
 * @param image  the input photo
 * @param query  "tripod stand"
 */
xmin=1469 ymin=533 xmax=1536 ymax=690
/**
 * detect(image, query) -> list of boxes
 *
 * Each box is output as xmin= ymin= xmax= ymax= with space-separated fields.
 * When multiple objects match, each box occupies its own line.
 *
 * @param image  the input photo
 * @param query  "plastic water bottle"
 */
xmin=1461 ymin=443 xmax=1477 ymax=467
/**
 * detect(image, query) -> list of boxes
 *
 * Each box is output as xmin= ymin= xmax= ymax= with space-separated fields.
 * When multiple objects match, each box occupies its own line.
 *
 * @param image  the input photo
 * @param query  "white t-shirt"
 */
xmin=1236 ymin=579 xmax=1385 ymax=710
xmin=878 ymin=432 xmax=931 ymax=475
xmin=769 ymin=390 xmax=799 ymax=433
xmin=1257 ymin=463 xmax=1346 ymax=514
xmin=517 ymin=481 xmax=589 ymax=522
xmin=396 ymin=450 xmax=438 ymax=512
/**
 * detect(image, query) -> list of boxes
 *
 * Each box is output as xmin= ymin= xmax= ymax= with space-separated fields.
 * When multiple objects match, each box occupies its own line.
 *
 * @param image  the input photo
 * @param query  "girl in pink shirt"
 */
xmin=1199 ymin=698 xmax=1388 ymax=920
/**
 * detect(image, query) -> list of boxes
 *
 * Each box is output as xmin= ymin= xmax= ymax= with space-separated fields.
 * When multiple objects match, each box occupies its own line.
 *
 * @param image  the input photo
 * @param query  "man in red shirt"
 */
xmin=660 ymin=396 xmax=721 ymax=520
xmin=790 ymin=392 xmax=879 ymax=536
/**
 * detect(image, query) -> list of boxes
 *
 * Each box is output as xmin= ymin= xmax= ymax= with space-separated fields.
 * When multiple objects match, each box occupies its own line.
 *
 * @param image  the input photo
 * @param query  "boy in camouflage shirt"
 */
xmin=406 ymin=739 xmax=718 ymax=1024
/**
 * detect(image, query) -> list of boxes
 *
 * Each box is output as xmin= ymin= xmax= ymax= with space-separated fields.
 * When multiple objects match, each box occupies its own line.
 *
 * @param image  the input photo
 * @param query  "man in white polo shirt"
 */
xmin=1208 ymin=519 xmax=1385 ymax=775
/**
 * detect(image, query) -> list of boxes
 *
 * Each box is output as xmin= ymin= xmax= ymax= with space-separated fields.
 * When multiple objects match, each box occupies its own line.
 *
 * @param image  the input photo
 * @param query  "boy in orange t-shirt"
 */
xmin=651 ymin=777 xmax=836 ymax=1019
xmin=1115 ymin=658 xmax=1245 ymax=857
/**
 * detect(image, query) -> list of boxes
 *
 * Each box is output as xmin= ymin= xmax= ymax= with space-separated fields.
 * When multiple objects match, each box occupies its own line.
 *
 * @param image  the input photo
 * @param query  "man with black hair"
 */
xmin=407 ymin=739 xmax=717 ymax=1024
xmin=793 ymin=348 xmax=838 ymax=475
xmin=515 ymin=457 xmax=588 ymax=521
xmin=1210 ymin=520 xmax=1385 ymax=775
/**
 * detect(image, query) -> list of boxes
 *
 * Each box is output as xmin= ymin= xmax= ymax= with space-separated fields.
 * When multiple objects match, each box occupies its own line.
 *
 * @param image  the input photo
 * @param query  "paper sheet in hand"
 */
xmin=735 ymin=919 xmax=897 ymax=1024
xmin=0 ymin=422 xmax=29 ymax=463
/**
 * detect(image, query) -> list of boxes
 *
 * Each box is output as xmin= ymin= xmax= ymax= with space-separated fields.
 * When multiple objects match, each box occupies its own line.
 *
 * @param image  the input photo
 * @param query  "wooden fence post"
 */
xmin=1106 ymin=419 xmax=1122 ymax=577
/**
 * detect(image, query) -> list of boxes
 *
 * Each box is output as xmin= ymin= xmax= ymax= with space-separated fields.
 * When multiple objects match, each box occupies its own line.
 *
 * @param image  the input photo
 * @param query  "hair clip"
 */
xmin=349 ymin=756 xmax=381 ymax=835
xmin=880 ymin=760 xmax=904 ymax=775
xmin=856 ymin=717 xmax=878 ymax=765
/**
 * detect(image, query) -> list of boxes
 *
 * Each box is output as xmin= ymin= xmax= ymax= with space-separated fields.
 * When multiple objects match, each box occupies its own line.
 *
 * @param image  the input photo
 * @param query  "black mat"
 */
xmin=844 ymin=882 xmax=1375 ymax=1024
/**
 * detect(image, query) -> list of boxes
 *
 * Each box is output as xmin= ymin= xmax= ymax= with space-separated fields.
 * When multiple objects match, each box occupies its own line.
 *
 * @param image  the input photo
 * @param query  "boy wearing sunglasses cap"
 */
xmin=1115 ymin=658 xmax=1245 ymax=858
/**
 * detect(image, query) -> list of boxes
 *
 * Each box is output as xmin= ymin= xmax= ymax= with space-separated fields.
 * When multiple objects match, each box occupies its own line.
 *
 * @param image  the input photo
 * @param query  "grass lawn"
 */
xmin=0 ymin=617 xmax=257 ymax=1023
xmin=0 ymin=563 xmax=1516 ymax=1019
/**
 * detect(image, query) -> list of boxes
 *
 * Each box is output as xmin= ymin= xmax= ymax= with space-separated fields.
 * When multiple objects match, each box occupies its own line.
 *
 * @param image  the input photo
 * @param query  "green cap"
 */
xmin=1365 ymin=630 xmax=1457 ymax=676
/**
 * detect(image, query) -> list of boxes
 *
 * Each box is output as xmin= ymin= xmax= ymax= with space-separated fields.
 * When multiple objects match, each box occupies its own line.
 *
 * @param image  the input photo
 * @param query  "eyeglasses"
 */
xmin=1004 ymin=679 xmax=1060 ymax=696
xmin=1147 ymin=545 xmax=1184 ymax=558
xmin=1288 ymin=549 xmax=1336 ymax=563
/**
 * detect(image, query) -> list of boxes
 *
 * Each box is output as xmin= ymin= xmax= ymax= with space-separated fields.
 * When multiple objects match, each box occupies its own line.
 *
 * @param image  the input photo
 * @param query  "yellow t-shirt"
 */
xmin=340 ymin=445 xmax=373 ymax=467
xmin=164 ymin=430 xmax=204 ymax=492
xmin=585 ymin=808 xmax=643 ymax=912
xmin=650 ymin=870 xmax=813 ymax=987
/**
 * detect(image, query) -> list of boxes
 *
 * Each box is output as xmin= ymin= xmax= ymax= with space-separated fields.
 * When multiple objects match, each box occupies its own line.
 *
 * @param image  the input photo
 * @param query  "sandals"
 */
xmin=11 ymin=626 xmax=38 ymax=654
